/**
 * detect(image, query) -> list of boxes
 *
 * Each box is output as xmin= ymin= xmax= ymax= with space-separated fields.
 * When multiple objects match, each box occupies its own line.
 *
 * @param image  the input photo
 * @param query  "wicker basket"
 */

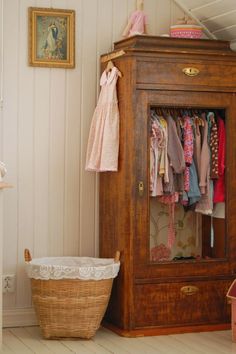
xmin=24 ymin=249 xmax=120 ymax=339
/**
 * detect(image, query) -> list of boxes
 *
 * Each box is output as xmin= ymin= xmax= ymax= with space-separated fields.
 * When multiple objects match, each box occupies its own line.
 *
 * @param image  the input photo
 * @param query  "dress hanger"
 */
xmin=105 ymin=60 xmax=122 ymax=77
xmin=106 ymin=60 xmax=114 ymax=72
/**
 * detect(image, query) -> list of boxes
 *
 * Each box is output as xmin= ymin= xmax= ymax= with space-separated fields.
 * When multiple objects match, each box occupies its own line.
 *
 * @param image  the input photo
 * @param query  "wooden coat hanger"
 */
xmin=105 ymin=60 xmax=122 ymax=77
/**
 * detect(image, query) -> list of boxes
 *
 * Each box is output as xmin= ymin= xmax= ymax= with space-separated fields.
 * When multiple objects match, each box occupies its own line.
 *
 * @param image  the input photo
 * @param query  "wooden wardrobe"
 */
xmin=99 ymin=35 xmax=236 ymax=336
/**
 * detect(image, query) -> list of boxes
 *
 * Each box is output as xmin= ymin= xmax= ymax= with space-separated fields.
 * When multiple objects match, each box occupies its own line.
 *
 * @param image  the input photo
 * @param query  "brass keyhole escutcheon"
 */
xmin=182 ymin=67 xmax=200 ymax=77
xmin=138 ymin=181 xmax=144 ymax=196
xmin=180 ymin=285 xmax=199 ymax=296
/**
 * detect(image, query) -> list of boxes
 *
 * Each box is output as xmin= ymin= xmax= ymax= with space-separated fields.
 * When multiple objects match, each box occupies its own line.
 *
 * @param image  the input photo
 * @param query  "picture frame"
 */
xmin=28 ymin=7 xmax=75 ymax=68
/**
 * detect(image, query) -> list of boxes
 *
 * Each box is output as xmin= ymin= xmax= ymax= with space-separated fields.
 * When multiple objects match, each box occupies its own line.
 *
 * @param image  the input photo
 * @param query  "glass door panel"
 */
xmin=149 ymin=106 xmax=226 ymax=263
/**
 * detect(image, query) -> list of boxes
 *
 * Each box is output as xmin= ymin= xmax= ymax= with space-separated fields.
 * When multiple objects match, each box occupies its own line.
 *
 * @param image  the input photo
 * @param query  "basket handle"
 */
xmin=114 ymin=251 xmax=120 ymax=263
xmin=24 ymin=249 xmax=32 ymax=262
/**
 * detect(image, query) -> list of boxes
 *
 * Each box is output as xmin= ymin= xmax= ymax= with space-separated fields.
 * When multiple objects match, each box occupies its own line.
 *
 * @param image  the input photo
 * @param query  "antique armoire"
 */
xmin=99 ymin=35 xmax=236 ymax=336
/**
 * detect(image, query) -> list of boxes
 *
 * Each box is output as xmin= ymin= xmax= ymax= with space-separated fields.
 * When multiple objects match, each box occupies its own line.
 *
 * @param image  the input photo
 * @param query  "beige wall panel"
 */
xmin=79 ymin=0 xmax=97 ymax=256
xmin=33 ymin=0 xmax=51 ymax=259
xmin=63 ymin=0 xmax=81 ymax=256
xmin=1 ymin=0 xmax=183 ymax=323
xmin=156 ymin=0 xmax=171 ymax=35
xmin=112 ymin=0 xmax=128 ymax=42
xmin=48 ymin=69 xmax=66 ymax=257
xmin=127 ymin=0 xmax=137 ymax=14
xmin=145 ymin=0 xmax=158 ymax=35
xmin=47 ymin=1 xmax=67 ymax=257
xmin=171 ymin=1 xmax=185 ymax=27
xmin=16 ymin=0 xmax=36 ymax=307
xmin=2 ymin=0 xmax=20 ymax=310
xmin=95 ymin=0 xmax=114 ymax=256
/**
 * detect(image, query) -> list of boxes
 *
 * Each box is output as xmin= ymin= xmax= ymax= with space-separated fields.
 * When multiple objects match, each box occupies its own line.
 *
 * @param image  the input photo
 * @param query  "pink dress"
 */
xmin=85 ymin=67 xmax=120 ymax=172
xmin=128 ymin=10 xmax=147 ymax=36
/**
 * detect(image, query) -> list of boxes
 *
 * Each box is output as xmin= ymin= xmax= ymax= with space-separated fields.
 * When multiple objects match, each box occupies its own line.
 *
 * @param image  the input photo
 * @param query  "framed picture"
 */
xmin=28 ymin=7 xmax=75 ymax=68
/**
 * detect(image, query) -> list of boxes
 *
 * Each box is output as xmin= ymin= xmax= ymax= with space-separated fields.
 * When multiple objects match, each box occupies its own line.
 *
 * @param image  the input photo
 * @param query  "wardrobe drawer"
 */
xmin=134 ymin=280 xmax=231 ymax=328
xmin=136 ymin=61 xmax=236 ymax=89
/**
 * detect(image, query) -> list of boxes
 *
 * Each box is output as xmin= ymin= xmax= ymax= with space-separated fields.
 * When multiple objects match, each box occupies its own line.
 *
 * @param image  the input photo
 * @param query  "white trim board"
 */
xmin=3 ymin=308 xmax=38 ymax=328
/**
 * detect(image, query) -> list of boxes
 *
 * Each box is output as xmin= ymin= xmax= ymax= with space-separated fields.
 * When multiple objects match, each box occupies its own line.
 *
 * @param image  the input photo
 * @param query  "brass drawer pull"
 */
xmin=138 ymin=181 xmax=144 ymax=196
xmin=182 ymin=67 xmax=200 ymax=77
xmin=181 ymin=285 xmax=199 ymax=295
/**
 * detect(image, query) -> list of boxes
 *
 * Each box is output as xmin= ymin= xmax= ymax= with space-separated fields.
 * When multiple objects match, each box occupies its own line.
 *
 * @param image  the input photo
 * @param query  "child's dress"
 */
xmin=85 ymin=66 xmax=120 ymax=172
xmin=126 ymin=10 xmax=147 ymax=37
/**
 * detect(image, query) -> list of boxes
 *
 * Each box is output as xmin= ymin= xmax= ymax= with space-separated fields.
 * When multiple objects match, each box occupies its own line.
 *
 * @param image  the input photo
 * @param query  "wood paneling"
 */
xmin=79 ymin=0 xmax=97 ymax=257
xmin=2 ymin=0 xmax=20 ymax=311
xmin=192 ymin=0 xmax=236 ymax=21
xmin=175 ymin=0 xmax=236 ymax=42
xmin=17 ymin=0 xmax=35 ymax=308
xmin=1 ymin=0 xmax=185 ymax=324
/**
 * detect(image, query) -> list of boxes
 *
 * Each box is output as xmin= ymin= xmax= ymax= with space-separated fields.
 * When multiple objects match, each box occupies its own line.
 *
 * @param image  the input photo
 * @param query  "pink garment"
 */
xmin=150 ymin=121 xmax=164 ymax=196
xmin=194 ymin=123 xmax=201 ymax=178
xmin=183 ymin=116 xmax=193 ymax=192
xmin=85 ymin=67 xmax=120 ymax=172
xmin=213 ymin=117 xmax=225 ymax=203
xmin=195 ymin=119 xmax=213 ymax=215
xmin=210 ymin=122 xmax=219 ymax=179
xmin=128 ymin=10 xmax=147 ymax=36
xmin=198 ymin=119 xmax=210 ymax=195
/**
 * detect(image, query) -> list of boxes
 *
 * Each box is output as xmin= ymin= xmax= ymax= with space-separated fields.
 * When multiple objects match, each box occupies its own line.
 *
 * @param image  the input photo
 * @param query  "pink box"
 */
xmin=227 ymin=279 xmax=236 ymax=342
xmin=170 ymin=25 xmax=202 ymax=39
xmin=232 ymin=300 xmax=236 ymax=342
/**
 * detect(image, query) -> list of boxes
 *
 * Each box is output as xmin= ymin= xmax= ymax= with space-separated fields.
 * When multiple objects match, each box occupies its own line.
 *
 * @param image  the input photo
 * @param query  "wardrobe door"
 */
xmin=131 ymin=88 xmax=236 ymax=328
xmin=134 ymin=89 xmax=236 ymax=279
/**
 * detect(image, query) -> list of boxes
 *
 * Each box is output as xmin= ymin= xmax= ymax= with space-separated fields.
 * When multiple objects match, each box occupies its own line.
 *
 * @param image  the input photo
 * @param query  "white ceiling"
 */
xmin=174 ymin=0 xmax=236 ymax=50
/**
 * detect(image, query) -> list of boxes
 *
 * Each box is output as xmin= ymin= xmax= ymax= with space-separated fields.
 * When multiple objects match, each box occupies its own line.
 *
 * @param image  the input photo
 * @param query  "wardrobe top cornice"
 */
xmin=113 ymin=35 xmax=236 ymax=58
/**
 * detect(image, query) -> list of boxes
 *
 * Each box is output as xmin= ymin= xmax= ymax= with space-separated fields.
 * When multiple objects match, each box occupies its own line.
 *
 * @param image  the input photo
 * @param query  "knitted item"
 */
xmin=213 ymin=117 xmax=225 ymax=203
xmin=210 ymin=122 xmax=219 ymax=179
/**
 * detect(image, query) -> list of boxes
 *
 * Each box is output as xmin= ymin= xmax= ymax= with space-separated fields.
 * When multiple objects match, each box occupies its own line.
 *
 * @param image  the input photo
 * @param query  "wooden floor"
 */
xmin=1 ymin=326 xmax=236 ymax=354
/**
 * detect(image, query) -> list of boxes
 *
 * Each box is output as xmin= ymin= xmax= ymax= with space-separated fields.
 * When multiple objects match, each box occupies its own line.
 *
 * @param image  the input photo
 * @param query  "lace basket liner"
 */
xmin=25 ymin=253 xmax=120 ymax=281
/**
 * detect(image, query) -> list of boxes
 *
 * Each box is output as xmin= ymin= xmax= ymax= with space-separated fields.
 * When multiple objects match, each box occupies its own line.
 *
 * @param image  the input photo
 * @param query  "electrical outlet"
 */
xmin=2 ymin=274 xmax=15 ymax=293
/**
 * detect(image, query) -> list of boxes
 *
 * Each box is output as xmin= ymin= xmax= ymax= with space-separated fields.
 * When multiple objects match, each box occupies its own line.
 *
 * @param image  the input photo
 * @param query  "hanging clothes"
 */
xmin=164 ymin=115 xmax=185 ymax=194
xmin=167 ymin=115 xmax=185 ymax=175
xmin=213 ymin=117 xmax=225 ymax=203
xmin=149 ymin=107 xmax=225 ymax=253
xmin=183 ymin=116 xmax=194 ymax=192
xmin=158 ymin=117 xmax=169 ymax=184
xmin=187 ymin=160 xmax=201 ymax=206
xmin=193 ymin=120 xmax=202 ymax=179
xmin=198 ymin=116 xmax=210 ymax=195
xmin=85 ymin=66 xmax=120 ymax=172
xmin=209 ymin=120 xmax=219 ymax=179
xmin=194 ymin=117 xmax=213 ymax=215
xmin=150 ymin=119 xmax=165 ymax=196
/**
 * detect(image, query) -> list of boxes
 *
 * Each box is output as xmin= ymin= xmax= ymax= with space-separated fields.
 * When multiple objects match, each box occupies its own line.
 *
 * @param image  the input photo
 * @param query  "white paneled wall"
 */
xmin=1 ymin=0 xmax=184 ymax=325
